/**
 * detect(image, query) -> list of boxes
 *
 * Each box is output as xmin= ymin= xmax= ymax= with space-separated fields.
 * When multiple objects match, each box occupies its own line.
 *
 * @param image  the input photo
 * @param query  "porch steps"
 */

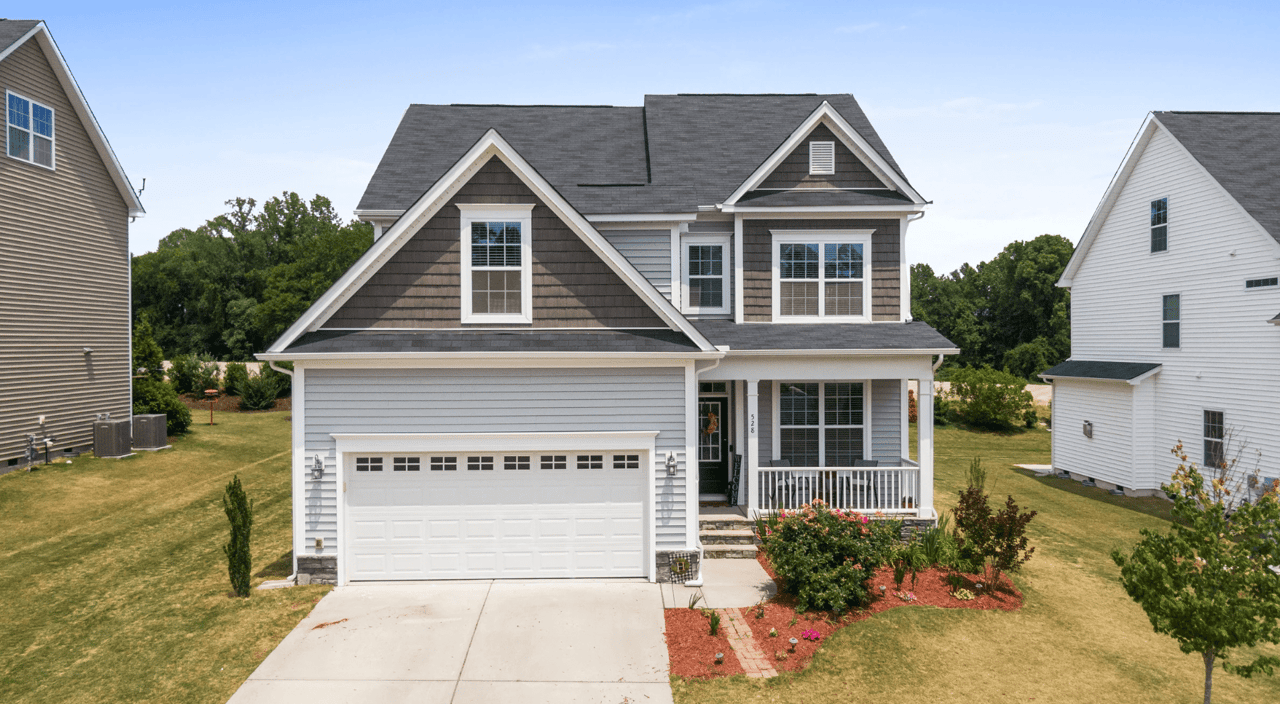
xmin=698 ymin=510 xmax=758 ymax=559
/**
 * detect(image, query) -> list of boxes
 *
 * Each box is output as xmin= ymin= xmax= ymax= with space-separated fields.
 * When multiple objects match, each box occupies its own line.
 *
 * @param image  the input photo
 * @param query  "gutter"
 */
xmin=683 ymin=352 xmax=728 ymax=588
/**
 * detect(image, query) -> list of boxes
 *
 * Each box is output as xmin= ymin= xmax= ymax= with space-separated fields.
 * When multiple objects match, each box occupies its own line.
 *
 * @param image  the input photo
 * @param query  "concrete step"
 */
xmin=703 ymin=543 xmax=758 ymax=559
xmin=699 ymin=516 xmax=755 ymax=532
xmin=699 ymin=529 xmax=757 ymax=545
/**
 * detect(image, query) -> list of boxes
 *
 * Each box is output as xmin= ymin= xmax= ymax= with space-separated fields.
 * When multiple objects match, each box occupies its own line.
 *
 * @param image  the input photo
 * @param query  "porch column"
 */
xmin=746 ymin=379 xmax=760 ymax=516
xmin=918 ymin=376 xmax=935 ymax=517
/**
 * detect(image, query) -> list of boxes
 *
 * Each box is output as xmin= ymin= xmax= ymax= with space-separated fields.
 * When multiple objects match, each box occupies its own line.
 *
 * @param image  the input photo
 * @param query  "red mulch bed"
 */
xmin=664 ymin=608 xmax=744 ymax=679
xmin=664 ymin=552 xmax=1024 ymax=679
xmin=179 ymin=394 xmax=291 ymax=413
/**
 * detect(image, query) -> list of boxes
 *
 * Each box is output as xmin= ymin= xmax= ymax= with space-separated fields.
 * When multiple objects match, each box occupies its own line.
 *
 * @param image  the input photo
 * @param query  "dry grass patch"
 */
xmin=672 ymin=425 xmax=1280 ymax=703
xmin=0 ymin=411 xmax=329 ymax=704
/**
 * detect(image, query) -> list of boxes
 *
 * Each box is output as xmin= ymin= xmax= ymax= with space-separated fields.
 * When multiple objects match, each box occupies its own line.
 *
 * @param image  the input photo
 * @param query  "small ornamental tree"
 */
xmin=1112 ymin=444 xmax=1280 ymax=704
xmin=222 ymin=476 xmax=255 ymax=597
xmin=953 ymin=457 xmax=1037 ymax=585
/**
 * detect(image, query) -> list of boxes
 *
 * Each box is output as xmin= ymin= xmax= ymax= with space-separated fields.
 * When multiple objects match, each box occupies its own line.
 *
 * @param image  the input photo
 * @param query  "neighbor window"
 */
xmin=7 ymin=92 xmax=54 ymax=168
xmin=1246 ymin=277 xmax=1278 ymax=289
xmin=1151 ymin=198 xmax=1168 ymax=252
xmin=774 ymin=231 xmax=872 ymax=319
xmin=1162 ymin=294 xmax=1180 ymax=348
xmin=1203 ymin=410 xmax=1224 ymax=469
xmin=777 ymin=382 xmax=864 ymax=467
xmin=459 ymin=204 xmax=534 ymax=324
xmin=683 ymin=235 xmax=729 ymax=314
xmin=809 ymin=141 xmax=835 ymax=175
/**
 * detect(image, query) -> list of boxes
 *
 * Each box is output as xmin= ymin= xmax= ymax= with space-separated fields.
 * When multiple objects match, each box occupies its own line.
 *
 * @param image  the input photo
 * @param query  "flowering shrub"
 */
xmin=801 ymin=629 xmax=822 ymax=642
xmin=894 ymin=591 xmax=918 ymax=602
xmin=758 ymin=500 xmax=900 ymax=613
xmin=952 ymin=588 xmax=975 ymax=601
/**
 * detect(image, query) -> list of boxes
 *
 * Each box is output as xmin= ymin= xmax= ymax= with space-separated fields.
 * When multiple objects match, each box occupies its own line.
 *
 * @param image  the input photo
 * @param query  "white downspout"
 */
xmin=685 ymin=351 xmax=727 ymax=587
xmin=268 ymin=360 xmax=299 ymax=585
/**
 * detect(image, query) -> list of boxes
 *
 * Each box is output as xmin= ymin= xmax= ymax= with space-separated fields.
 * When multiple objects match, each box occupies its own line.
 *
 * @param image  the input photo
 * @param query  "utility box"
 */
xmin=132 ymin=414 xmax=170 ymax=451
xmin=94 ymin=418 xmax=132 ymax=459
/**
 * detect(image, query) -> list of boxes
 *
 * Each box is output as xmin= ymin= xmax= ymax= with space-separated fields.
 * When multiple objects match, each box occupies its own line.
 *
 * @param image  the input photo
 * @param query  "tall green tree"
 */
xmin=912 ymin=234 xmax=1073 ymax=379
xmin=1111 ymin=445 xmax=1280 ymax=704
xmin=132 ymin=193 xmax=373 ymax=360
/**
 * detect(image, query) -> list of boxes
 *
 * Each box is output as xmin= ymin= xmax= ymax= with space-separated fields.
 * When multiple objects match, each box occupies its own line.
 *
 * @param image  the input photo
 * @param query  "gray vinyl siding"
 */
xmin=870 ymin=379 xmax=902 ymax=463
xmin=0 ymin=39 xmax=131 ymax=467
xmin=303 ymin=366 xmax=689 ymax=552
xmin=758 ymin=124 xmax=886 ymax=190
xmin=602 ymin=229 xmax=672 ymax=301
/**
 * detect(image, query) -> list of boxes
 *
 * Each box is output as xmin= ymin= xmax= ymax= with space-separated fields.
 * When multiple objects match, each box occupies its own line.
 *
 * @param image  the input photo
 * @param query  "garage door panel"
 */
xmin=346 ymin=450 xmax=648 ymax=581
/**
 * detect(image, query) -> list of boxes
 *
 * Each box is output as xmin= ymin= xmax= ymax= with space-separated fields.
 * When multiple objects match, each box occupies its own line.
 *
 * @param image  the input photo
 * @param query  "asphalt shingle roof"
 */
xmin=1039 ymin=360 xmax=1161 ymax=381
xmin=286 ymin=329 xmax=700 ymax=354
xmin=1155 ymin=111 xmax=1280 ymax=244
xmin=0 ymin=19 xmax=40 ymax=55
xmin=357 ymin=94 xmax=914 ymax=215
xmin=693 ymin=320 xmax=956 ymax=351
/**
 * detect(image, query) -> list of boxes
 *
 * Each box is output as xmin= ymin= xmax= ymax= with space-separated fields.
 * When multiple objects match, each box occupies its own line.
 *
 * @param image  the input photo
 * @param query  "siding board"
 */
xmin=870 ymin=379 xmax=902 ymax=463
xmin=758 ymin=124 xmax=887 ymax=190
xmin=301 ymin=367 xmax=690 ymax=551
xmin=0 ymin=39 xmax=130 ymax=466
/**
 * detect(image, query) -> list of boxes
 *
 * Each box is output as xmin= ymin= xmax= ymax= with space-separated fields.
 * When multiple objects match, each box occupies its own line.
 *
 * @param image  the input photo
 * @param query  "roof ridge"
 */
xmin=1158 ymin=110 xmax=1280 ymax=115
xmin=671 ymin=92 xmax=821 ymax=97
xmin=442 ymin=103 xmax=623 ymax=109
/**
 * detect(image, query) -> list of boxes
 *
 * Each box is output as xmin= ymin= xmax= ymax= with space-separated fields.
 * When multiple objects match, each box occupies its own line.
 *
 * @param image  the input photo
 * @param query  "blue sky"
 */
xmin=16 ymin=1 xmax=1280 ymax=272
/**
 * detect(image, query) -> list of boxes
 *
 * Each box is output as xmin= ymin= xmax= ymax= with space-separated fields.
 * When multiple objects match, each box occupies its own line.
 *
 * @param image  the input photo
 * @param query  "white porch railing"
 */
xmin=757 ymin=460 xmax=921 ymax=514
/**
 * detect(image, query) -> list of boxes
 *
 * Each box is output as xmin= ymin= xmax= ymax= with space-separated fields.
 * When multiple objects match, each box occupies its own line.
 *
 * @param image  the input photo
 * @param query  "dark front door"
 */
xmin=698 ymin=398 xmax=729 ymax=496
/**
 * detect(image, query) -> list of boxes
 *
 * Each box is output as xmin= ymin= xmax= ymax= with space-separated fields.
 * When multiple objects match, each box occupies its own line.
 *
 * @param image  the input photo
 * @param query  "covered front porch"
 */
xmin=695 ymin=353 xmax=940 ymax=520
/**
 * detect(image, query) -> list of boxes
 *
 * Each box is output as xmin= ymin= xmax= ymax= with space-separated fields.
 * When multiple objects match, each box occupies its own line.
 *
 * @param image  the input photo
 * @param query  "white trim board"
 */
xmin=266 ymin=129 xmax=715 ymax=354
xmin=721 ymin=101 xmax=925 ymax=206
xmin=1 ymin=23 xmax=144 ymax=215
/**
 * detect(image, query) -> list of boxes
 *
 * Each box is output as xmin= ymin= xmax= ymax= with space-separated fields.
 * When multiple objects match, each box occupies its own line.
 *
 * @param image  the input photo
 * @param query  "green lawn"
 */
xmin=674 ymin=424 xmax=1280 ymax=704
xmin=0 ymin=411 xmax=330 ymax=704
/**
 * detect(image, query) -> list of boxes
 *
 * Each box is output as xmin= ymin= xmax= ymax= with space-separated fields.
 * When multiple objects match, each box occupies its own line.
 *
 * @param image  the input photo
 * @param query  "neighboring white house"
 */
xmin=1043 ymin=111 xmax=1280 ymax=496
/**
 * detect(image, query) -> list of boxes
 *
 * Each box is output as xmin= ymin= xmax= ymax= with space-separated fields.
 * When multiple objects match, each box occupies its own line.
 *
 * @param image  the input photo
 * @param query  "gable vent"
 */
xmin=809 ymin=141 xmax=836 ymax=175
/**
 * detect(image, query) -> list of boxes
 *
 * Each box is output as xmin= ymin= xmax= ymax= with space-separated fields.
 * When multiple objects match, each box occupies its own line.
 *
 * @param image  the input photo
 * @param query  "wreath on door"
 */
xmin=703 ymin=410 xmax=719 ymax=437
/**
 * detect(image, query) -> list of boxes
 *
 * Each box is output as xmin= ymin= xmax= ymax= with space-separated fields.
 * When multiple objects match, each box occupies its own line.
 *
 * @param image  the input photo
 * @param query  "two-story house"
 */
xmin=259 ymin=94 xmax=956 ymax=585
xmin=1 ymin=20 xmax=144 ymax=472
xmin=1043 ymin=111 xmax=1280 ymax=496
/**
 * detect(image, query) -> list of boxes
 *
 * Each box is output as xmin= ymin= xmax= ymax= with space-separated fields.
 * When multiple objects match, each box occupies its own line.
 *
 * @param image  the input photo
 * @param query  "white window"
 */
xmin=1150 ymin=198 xmax=1168 ymax=253
xmin=459 ymin=204 xmax=534 ymax=324
xmin=7 ymin=92 xmax=54 ymax=169
xmin=772 ymin=231 xmax=873 ymax=321
xmin=1203 ymin=410 xmax=1224 ymax=469
xmin=682 ymin=234 xmax=729 ymax=314
xmin=777 ymin=382 xmax=866 ymax=467
xmin=809 ymin=141 xmax=835 ymax=175
xmin=1162 ymin=294 xmax=1180 ymax=349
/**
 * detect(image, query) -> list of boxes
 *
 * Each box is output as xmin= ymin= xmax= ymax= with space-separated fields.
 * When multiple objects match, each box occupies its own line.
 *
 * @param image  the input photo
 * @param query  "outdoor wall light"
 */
xmin=82 ymin=347 xmax=93 ymax=354
xmin=311 ymin=455 xmax=324 ymax=480
xmin=666 ymin=453 xmax=677 ymax=476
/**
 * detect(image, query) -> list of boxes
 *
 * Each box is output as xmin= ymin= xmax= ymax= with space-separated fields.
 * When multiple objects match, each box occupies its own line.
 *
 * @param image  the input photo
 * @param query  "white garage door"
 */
xmin=345 ymin=452 xmax=647 ymax=580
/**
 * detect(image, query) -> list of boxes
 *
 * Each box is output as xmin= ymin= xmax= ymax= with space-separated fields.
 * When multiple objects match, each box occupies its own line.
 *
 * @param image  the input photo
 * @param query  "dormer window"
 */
xmin=772 ymin=230 xmax=873 ymax=321
xmin=809 ymin=141 xmax=835 ymax=175
xmin=7 ymin=92 xmax=55 ymax=169
xmin=459 ymin=204 xmax=534 ymax=324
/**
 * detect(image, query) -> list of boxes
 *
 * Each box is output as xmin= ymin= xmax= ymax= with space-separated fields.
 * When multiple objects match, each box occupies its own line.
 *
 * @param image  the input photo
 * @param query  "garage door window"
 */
xmin=467 ymin=456 xmax=495 ymax=471
xmin=356 ymin=457 xmax=383 ymax=472
xmin=577 ymin=455 xmax=604 ymax=469
xmin=613 ymin=454 xmax=640 ymax=469
xmin=504 ymin=455 xmax=531 ymax=470
xmin=540 ymin=455 xmax=567 ymax=470
xmin=393 ymin=457 xmax=420 ymax=472
xmin=430 ymin=456 xmax=457 ymax=471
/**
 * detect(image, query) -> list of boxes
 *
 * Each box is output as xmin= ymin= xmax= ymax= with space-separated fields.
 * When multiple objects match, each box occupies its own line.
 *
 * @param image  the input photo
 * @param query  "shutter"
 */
xmin=809 ymin=141 xmax=836 ymax=175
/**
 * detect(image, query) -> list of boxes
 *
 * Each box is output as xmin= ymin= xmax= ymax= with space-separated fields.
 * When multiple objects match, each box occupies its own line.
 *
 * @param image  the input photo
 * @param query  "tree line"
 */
xmin=911 ymin=234 xmax=1074 ymax=381
xmin=131 ymin=193 xmax=373 ymax=360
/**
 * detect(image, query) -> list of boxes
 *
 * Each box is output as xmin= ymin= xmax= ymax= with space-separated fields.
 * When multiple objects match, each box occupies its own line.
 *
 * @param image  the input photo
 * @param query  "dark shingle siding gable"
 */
xmin=357 ymin=94 xmax=915 ymax=216
xmin=1154 ymin=111 xmax=1280 ymax=244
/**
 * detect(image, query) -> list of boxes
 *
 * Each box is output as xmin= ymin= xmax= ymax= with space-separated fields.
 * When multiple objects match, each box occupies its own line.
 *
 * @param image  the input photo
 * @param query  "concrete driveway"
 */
xmin=227 ymin=580 xmax=672 ymax=704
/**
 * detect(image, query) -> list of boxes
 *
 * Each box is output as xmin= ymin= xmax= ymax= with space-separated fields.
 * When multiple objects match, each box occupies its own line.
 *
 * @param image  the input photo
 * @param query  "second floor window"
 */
xmin=7 ymin=92 xmax=54 ymax=169
xmin=1203 ymin=410 xmax=1224 ymax=469
xmin=1151 ymin=198 xmax=1168 ymax=252
xmin=459 ymin=204 xmax=533 ymax=324
xmin=683 ymin=235 xmax=729 ymax=314
xmin=1162 ymin=294 xmax=1180 ymax=348
xmin=774 ymin=232 xmax=871 ymax=320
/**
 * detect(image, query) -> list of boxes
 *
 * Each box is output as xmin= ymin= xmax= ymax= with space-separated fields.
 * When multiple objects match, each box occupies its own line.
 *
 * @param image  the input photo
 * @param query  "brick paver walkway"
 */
xmin=717 ymin=608 xmax=777 ymax=678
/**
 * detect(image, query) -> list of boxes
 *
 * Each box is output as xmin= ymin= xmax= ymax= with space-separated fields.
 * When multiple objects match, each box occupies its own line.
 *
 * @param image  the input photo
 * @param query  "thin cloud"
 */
xmin=836 ymin=22 xmax=880 ymax=33
xmin=523 ymin=42 xmax=614 ymax=61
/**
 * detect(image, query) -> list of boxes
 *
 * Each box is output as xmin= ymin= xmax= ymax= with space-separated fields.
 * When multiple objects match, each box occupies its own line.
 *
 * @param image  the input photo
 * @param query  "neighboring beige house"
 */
xmin=0 ymin=20 xmax=144 ymax=471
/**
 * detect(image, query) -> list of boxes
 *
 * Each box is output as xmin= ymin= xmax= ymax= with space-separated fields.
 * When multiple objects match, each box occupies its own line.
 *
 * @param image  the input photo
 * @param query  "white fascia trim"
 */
xmin=719 ymin=204 xmax=928 ymax=214
xmin=1127 ymin=366 xmax=1163 ymax=386
xmin=586 ymin=213 xmax=699 ymax=223
xmin=257 ymin=350 xmax=724 ymax=362
xmin=267 ymin=129 xmax=716 ymax=353
xmin=722 ymin=101 xmax=924 ymax=206
xmin=724 ymin=348 xmax=960 ymax=357
xmin=1060 ymin=116 xmax=1158 ymax=288
xmin=333 ymin=430 xmax=659 ymax=455
xmin=353 ymin=209 xmax=404 ymax=219
xmin=5 ymin=24 xmax=145 ymax=215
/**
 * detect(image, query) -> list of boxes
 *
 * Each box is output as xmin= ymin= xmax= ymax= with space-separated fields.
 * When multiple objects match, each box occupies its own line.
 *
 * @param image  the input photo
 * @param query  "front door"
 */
xmin=698 ymin=398 xmax=729 ymax=496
